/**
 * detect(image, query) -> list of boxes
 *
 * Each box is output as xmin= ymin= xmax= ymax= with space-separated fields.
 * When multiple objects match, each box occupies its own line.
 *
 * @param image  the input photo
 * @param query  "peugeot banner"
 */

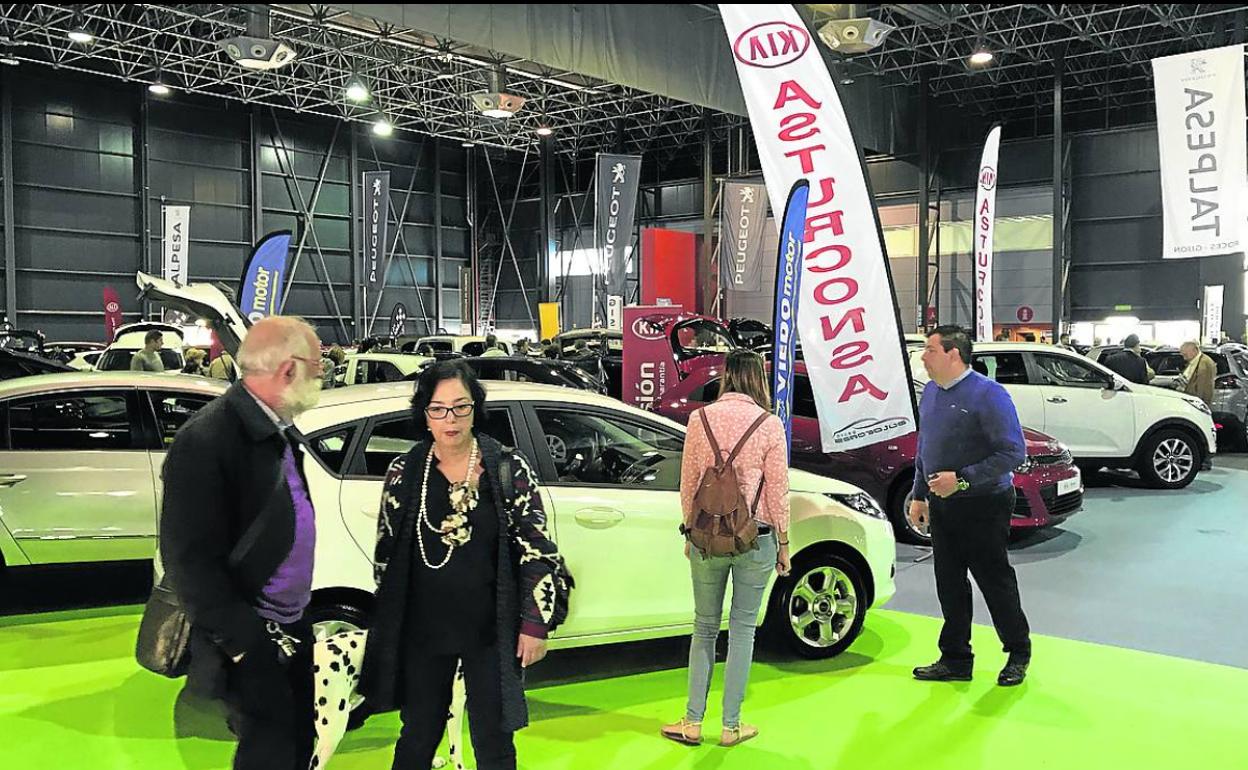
xmin=389 ymin=302 xmax=409 ymax=338
xmin=161 ymin=204 xmax=190 ymax=325
xmin=1152 ymin=44 xmax=1248 ymax=260
xmin=238 ymin=231 xmax=292 ymax=323
xmin=974 ymin=125 xmax=1001 ymax=342
xmin=597 ymin=153 xmax=642 ymax=299
xmin=720 ymin=181 xmax=769 ymax=293
xmin=721 ymin=4 xmax=917 ymax=452
xmin=771 ymin=180 xmax=811 ymax=459
xmin=363 ymin=170 xmax=391 ymax=292
xmin=623 ymin=305 xmax=682 ymax=412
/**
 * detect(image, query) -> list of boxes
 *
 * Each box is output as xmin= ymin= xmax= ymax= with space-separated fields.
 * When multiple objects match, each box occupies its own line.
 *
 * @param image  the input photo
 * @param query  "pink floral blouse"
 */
xmin=679 ymin=392 xmax=791 ymax=532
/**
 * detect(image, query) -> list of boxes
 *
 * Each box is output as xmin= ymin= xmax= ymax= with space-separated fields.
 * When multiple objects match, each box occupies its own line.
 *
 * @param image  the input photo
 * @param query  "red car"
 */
xmin=655 ymin=360 xmax=1083 ymax=545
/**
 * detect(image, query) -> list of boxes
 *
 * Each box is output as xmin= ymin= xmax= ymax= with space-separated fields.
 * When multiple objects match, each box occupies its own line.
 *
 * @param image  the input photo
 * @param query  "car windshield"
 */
xmin=674 ymin=321 xmax=735 ymax=356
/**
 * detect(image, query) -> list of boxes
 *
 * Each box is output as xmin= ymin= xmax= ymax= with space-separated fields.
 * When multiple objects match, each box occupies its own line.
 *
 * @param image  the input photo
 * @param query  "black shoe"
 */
xmin=998 ymin=660 xmax=1029 ymax=687
xmin=912 ymin=660 xmax=973 ymax=682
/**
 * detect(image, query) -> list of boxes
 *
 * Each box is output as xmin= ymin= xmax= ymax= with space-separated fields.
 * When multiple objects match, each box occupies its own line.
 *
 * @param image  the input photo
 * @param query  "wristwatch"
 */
xmin=954 ymin=476 xmax=971 ymax=493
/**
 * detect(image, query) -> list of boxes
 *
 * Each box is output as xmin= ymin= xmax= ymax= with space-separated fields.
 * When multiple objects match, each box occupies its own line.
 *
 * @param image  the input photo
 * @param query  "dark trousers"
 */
xmin=224 ymin=619 xmax=315 ymax=770
xmin=393 ymin=645 xmax=516 ymax=770
xmin=930 ymin=489 xmax=1031 ymax=665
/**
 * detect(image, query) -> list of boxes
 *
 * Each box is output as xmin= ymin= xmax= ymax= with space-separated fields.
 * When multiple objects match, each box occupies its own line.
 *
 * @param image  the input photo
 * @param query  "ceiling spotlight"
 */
xmin=0 ymin=51 xmax=18 ymax=67
xmin=969 ymin=48 xmax=994 ymax=66
xmin=148 ymin=81 xmax=171 ymax=97
xmin=372 ymin=116 xmax=393 ymax=137
xmin=67 ymin=28 xmax=94 ymax=45
xmin=461 ymin=140 xmax=475 ymax=148
xmin=344 ymin=76 xmax=370 ymax=103
xmin=536 ymin=125 xmax=554 ymax=137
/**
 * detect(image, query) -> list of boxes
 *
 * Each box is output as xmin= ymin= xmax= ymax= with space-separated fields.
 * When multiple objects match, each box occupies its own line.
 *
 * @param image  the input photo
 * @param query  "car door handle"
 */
xmin=0 ymin=474 xmax=27 ymax=488
xmin=1046 ymin=397 xmax=1068 ymax=404
xmin=574 ymin=507 xmax=625 ymax=529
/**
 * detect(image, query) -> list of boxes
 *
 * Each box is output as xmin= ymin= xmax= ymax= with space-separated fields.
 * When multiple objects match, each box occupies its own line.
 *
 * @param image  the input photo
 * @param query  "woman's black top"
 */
xmin=405 ymin=458 xmax=500 ymax=654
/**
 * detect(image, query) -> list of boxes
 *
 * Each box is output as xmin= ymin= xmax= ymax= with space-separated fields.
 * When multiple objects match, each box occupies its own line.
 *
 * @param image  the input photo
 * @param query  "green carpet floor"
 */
xmin=3 ymin=607 xmax=1246 ymax=770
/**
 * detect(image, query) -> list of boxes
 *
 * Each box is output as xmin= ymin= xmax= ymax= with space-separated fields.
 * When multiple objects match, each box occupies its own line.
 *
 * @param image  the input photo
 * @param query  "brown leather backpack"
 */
xmin=687 ymin=409 xmax=770 ymax=557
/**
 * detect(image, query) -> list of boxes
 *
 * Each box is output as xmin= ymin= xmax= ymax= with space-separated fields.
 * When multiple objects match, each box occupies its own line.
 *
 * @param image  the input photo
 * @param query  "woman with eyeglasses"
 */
xmin=360 ymin=360 xmax=565 ymax=770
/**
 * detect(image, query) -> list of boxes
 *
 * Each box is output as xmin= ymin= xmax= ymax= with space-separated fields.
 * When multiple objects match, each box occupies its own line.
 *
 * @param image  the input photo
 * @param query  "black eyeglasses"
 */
xmin=425 ymin=403 xmax=474 ymax=420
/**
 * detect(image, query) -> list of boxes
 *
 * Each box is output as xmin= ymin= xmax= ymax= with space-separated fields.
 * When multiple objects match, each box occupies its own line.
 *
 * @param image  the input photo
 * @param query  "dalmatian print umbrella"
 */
xmin=311 ymin=630 xmax=468 ymax=770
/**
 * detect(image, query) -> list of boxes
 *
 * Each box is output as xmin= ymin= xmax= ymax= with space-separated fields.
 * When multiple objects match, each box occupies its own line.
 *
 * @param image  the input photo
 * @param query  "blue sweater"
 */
xmin=911 ymin=370 xmax=1027 ymax=501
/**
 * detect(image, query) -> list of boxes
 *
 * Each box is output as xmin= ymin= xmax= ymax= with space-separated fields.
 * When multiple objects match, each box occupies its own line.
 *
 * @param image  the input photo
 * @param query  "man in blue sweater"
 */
xmin=909 ymin=325 xmax=1032 ymax=687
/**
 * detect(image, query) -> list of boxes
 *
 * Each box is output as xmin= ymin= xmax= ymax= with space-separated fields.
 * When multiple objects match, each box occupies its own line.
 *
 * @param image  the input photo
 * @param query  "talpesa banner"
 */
xmin=162 ymin=204 xmax=190 ymax=325
xmin=1152 ymin=45 xmax=1248 ymax=260
xmin=239 ymin=231 xmax=292 ymax=323
xmin=597 ymin=154 xmax=642 ymax=299
xmin=363 ymin=170 xmax=391 ymax=292
xmin=771 ymin=180 xmax=810 ymax=459
xmin=721 ymin=5 xmax=916 ymax=452
xmin=623 ymin=305 xmax=681 ymax=412
xmin=974 ymin=125 xmax=1001 ymax=342
xmin=720 ymin=181 xmax=769 ymax=292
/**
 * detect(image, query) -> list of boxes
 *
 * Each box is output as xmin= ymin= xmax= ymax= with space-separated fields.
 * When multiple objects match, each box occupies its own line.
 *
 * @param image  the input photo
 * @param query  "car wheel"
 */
xmin=890 ymin=486 xmax=931 ymax=546
xmin=1137 ymin=429 xmax=1200 ymax=489
xmin=306 ymin=601 xmax=371 ymax=730
xmin=764 ymin=551 xmax=866 ymax=659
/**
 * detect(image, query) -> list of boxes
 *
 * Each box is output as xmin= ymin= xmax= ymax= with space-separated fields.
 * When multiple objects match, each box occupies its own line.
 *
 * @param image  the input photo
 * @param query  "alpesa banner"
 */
xmin=974 ymin=125 xmax=1001 ymax=343
xmin=161 ymin=204 xmax=190 ymax=325
xmin=1152 ymin=44 xmax=1248 ymax=260
xmin=721 ymin=4 xmax=917 ymax=452
xmin=770 ymin=180 xmax=810 ymax=459
xmin=238 ymin=231 xmax=292 ymax=323
xmin=622 ymin=305 xmax=682 ymax=412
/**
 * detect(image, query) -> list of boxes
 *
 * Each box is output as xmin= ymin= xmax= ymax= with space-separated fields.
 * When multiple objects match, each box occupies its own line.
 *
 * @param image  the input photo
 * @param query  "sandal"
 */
xmin=721 ymin=723 xmax=759 ymax=747
xmin=660 ymin=718 xmax=703 ymax=746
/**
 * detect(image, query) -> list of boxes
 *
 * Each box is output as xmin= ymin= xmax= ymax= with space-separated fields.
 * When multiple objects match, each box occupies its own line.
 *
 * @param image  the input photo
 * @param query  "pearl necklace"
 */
xmin=415 ymin=439 xmax=479 ymax=570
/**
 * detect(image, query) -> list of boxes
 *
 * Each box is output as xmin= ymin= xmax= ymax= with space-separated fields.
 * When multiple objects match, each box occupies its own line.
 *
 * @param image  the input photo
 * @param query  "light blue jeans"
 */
xmin=684 ymin=532 xmax=777 ymax=729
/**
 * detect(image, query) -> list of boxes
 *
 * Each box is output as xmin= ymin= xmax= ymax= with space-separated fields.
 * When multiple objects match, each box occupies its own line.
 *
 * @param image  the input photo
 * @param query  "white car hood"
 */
xmin=789 ymin=467 xmax=865 ymax=496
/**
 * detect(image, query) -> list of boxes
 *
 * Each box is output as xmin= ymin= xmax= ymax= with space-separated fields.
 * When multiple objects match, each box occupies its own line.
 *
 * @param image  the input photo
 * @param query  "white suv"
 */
xmin=912 ymin=343 xmax=1216 ymax=489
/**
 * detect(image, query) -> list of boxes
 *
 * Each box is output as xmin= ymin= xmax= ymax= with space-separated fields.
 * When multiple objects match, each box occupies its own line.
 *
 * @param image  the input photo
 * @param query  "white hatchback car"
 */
xmin=296 ymin=381 xmax=896 ymax=661
xmin=0 ymin=372 xmax=227 ymax=570
xmin=337 ymin=352 xmax=432 ymax=387
xmin=912 ymin=342 xmax=1216 ymax=489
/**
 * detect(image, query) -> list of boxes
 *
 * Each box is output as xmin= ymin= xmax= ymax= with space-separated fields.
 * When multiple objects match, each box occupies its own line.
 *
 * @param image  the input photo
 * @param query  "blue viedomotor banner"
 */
xmin=238 ymin=231 xmax=292 ymax=323
xmin=770 ymin=179 xmax=811 ymax=460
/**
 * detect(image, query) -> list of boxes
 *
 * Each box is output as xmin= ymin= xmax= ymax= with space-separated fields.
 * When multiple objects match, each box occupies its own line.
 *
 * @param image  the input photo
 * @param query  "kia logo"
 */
xmin=979 ymin=166 xmax=997 ymax=191
xmin=106 ymin=302 xmax=119 ymax=313
xmin=630 ymin=317 xmax=666 ymax=342
xmin=733 ymin=22 xmax=810 ymax=69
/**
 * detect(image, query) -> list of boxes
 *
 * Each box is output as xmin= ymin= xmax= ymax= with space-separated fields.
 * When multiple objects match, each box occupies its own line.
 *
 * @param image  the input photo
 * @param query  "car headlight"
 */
xmin=1183 ymin=396 xmax=1212 ymax=415
xmin=827 ymin=492 xmax=888 ymax=521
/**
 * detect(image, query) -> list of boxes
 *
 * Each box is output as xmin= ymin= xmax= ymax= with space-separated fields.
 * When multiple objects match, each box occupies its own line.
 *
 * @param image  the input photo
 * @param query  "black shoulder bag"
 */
xmin=498 ymin=452 xmax=575 ymax=632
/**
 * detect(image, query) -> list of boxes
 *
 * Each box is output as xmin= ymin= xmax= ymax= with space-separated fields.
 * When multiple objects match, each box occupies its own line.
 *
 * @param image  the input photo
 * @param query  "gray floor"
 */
xmin=886 ymin=454 xmax=1248 ymax=670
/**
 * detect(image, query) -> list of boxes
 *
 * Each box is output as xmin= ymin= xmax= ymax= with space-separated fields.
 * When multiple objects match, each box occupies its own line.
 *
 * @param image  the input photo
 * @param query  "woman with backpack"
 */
xmin=359 ymin=360 xmax=569 ymax=770
xmin=662 ymin=349 xmax=791 ymax=748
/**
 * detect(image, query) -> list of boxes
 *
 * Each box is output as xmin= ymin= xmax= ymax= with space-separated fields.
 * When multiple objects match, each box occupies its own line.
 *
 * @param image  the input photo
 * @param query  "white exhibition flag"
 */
xmin=974 ymin=125 xmax=1001 ymax=342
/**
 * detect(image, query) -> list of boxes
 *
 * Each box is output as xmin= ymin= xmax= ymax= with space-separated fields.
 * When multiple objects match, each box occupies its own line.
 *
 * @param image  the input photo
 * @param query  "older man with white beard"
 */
xmin=159 ymin=316 xmax=325 ymax=770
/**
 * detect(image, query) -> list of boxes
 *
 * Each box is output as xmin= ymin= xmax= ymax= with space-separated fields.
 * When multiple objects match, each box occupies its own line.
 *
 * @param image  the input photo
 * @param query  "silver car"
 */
xmin=0 ymin=372 xmax=226 ymax=572
xmin=1146 ymin=347 xmax=1248 ymax=448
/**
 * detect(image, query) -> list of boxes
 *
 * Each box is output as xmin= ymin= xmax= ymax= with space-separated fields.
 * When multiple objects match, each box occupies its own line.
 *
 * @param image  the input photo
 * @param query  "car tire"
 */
xmin=1136 ymin=428 xmax=1201 ymax=489
xmin=764 ymin=551 xmax=867 ymax=659
xmin=889 ymin=484 xmax=931 ymax=546
xmin=306 ymin=600 xmax=371 ymax=731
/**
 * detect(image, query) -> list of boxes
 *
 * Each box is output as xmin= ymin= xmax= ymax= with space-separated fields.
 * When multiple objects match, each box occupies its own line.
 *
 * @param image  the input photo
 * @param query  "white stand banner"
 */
xmin=974 ymin=125 xmax=1001 ymax=343
xmin=161 ymin=205 xmax=189 ymax=287
xmin=720 ymin=4 xmax=916 ymax=452
xmin=1152 ymin=44 xmax=1248 ymax=259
